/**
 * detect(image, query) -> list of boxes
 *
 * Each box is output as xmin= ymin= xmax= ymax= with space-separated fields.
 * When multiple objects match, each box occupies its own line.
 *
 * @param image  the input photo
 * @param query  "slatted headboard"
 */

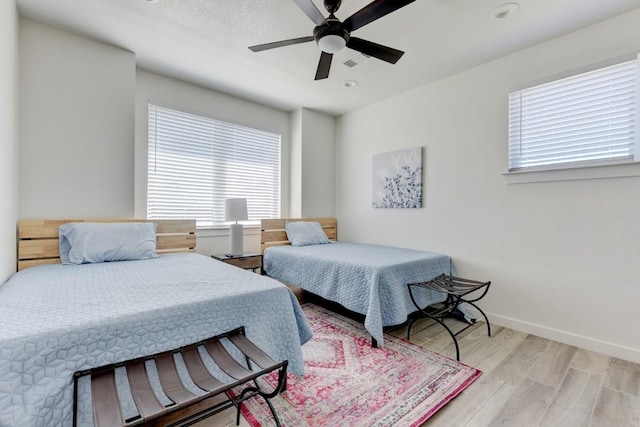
xmin=17 ymin=219 xmax=196 ymax=271
xmin=260 ymin=218 xmax=337 ymax=253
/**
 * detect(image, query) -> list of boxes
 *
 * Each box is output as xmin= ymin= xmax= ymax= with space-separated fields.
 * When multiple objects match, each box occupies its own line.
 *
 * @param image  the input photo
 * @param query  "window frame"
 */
xmin=505 ymin=53 xmax=640 ymax=182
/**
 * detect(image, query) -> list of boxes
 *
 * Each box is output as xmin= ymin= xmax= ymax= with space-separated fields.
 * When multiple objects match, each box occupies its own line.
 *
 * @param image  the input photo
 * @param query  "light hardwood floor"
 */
xmin=196 ymin=301 xmax=640 ymax=427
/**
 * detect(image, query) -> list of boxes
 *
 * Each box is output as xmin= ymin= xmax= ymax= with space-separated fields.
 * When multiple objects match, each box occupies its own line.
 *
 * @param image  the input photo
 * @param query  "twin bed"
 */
xmin=261 ymin=218 xmax=454 ymax=347
xmin=2 ymin=217 xmax=455 ymax=426
xmin=1 ymin=219 xmax=311 ymax=426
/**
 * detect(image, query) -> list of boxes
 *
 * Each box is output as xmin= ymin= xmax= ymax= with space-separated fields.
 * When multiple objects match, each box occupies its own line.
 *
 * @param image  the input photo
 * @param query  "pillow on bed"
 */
xmin=59 ymin=222 xmax=158 ymax=264
xmin=285 ymin=221 xmax=331 ymax=246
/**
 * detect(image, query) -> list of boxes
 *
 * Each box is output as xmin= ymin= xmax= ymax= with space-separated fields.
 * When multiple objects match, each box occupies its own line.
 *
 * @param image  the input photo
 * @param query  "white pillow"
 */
xmin=285 ymin=221 xmax=331 ymax=247
xmin=59 ymin=222 xmax=158 ymax=264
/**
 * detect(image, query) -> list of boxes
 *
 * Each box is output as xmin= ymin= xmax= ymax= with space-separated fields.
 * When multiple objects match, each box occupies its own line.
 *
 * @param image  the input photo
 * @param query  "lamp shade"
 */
xmin=225 ymin=198 xmax=248 ymax=222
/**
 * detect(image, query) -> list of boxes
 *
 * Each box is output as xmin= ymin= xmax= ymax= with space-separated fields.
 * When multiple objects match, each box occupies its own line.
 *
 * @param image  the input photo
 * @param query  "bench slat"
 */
xmin=181 ymin=348 xmax=227 ymax=395
xmin=227 ymin=333 xmax=276 ymax=370
xmin=155 ymin=354 xmax=198 ymax=405
xmin=205 ymin=340 xmax=253 ymax=380
xmin=91 ymin=371 xmax=124 ymax=427
xmin=126 ymin=361 xmax=167 ymax=419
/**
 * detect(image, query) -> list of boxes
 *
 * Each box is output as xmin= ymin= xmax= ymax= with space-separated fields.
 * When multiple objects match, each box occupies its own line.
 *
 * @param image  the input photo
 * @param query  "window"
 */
xmin=147 ymin=104 xmax=281 ymax=227
xmin=508 ymin=56 xmax=639 ymax=172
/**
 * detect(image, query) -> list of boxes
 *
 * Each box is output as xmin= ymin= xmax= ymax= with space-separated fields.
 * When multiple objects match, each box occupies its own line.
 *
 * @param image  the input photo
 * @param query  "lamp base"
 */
xmin=229 ymin=223 xmax=244 ymax=256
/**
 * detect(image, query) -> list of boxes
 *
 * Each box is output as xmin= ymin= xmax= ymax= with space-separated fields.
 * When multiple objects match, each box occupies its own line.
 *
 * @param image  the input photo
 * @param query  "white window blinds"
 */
xmin=148 ymin=104 xmax=281 ymax=227
xmin=508 ymin=57 xmax=638 ymax=171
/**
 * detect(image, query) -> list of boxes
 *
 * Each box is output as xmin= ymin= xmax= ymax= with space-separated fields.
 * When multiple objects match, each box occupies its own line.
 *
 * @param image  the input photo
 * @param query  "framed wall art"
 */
xmin=372 ymin=146 xmax=423 ymax=208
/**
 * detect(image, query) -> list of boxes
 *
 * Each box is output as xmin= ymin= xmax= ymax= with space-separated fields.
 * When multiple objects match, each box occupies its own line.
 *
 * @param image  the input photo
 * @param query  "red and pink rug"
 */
xmin=237 ymin=304 xmax=481 ymax=427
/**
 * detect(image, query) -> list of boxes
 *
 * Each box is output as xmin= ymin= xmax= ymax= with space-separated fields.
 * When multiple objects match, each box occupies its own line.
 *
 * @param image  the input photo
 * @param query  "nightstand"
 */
xmin=211 ymin=253 xmax=263 ymax=273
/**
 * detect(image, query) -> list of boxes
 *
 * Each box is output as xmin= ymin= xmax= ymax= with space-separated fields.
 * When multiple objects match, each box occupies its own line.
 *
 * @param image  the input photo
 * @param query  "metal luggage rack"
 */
xmin=407 ymin=274 xmax=491 ymax=360
xmin=73 ymin=326 xmax=288 ymax=427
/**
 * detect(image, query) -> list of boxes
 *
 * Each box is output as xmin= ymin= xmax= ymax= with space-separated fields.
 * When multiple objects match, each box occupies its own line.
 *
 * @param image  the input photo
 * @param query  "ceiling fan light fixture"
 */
xmin=317 ymin=34 xmax=346 ymax=53
xmin=314 ymin=22 xmax=349 ymax=54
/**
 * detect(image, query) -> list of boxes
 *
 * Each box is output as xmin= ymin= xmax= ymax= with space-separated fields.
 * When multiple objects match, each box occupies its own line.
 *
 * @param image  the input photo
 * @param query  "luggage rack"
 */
xmin=73 ymin=326 xmax=288 ymax=427
xmin=407 ymin=274 xmax=491 ymax=361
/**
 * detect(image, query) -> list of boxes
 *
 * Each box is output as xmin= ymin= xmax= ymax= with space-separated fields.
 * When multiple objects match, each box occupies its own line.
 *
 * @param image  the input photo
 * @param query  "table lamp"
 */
xmin=225 ymin=198 xmax=248 ymax=256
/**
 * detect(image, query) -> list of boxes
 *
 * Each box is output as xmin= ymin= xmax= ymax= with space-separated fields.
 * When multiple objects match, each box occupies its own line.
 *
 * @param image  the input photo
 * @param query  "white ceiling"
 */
xmin=16 ymin=0 xmax=640 ymax=116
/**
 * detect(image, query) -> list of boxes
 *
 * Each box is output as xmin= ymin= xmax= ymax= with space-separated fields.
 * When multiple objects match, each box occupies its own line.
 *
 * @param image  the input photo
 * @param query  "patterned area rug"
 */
xmin=237 ymin=304 xmax=481 ymax=427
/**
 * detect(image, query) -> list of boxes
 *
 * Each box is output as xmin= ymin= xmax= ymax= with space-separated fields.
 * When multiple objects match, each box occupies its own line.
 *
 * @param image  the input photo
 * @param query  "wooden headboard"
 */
xmin=260 ymin=218 xmax=337 ymax=253
xmin=17 ymin=219 xmax=196 ymax=271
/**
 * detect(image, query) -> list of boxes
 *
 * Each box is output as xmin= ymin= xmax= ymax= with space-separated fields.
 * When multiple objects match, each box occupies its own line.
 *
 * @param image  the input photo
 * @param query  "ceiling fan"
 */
xmin=248 ymin=0 xmax=416 ymax=80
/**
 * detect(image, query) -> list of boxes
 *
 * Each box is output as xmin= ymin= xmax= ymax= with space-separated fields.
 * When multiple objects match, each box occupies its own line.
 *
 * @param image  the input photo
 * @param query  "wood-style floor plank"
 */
xmin=457 ymin=379 xmax=516 ymax=427
xmin=457 ymin=326 xmax=529 ymax=373
xmin=425 ymin=375 xmax=510 ymax=427
xmin=488 ymin=335 xmax=549 ymax=386
xmin=605 ymin=357 xmax=640 ymax=397
xmin=527 ymin=341 xmax=577 ymax=388
xmin=194 ymin=407 xmax=250 ymax=427
xmin=486 ymin=378 xmax=556 ymax=426
xmin=539 ymin=368 xmax=601 ymax=427
xmin=590 ymin=386 xmax=640 ymax=427
xmin=570 ymin=348 xmax=609 ymax=376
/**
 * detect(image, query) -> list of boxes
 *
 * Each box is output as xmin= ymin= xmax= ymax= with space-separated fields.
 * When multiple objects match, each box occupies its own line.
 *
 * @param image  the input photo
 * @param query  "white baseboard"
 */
xmin=488 ymin=313 xmax=640 ymax=364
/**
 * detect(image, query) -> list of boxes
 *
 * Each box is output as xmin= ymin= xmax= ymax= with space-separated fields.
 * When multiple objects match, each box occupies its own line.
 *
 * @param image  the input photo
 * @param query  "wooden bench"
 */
xmin=73 ymin=327 xmax=288 ymax=427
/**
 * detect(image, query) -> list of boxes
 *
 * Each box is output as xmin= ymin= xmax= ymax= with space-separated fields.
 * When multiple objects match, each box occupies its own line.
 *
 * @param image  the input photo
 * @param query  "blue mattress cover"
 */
xmin=0 ymin=253 xmax=311 ymax=426
xmin=264 ymin=242 xmax=453 ymax=347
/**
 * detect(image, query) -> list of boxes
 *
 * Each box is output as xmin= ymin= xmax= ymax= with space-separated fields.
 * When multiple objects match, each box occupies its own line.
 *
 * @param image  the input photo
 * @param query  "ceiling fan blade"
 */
xmin=249 ymin=36 xmax=314 ymax=52
xmin=293 ymin=0 xmax=327 ymax=26
xmin=344 ymin=0 xmax=415 ymax=32
xmin=346 ymin=37 xmax=404 ymax=64
xmin=315 ymin=52 xmax=333 ymax=80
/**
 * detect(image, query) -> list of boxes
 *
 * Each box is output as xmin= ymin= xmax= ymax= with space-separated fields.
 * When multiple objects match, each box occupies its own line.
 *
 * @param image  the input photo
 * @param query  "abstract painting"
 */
xmin=372 ymin=146 xmax=423 ymax=208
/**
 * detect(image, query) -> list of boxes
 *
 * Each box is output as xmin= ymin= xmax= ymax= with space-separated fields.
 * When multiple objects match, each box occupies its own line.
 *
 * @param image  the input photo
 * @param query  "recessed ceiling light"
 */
xmin=344 ymin=80 xmax=358 ymax=88
xmin=492 ymin=3 xmax=519 ymax=20
xmin=144 ymin=0 xmax=160 ymax=4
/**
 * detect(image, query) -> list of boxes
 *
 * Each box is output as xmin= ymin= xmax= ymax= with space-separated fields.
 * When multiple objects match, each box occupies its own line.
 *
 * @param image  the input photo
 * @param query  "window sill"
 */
xmin=502 ymin=161 xmax=640 ymax=184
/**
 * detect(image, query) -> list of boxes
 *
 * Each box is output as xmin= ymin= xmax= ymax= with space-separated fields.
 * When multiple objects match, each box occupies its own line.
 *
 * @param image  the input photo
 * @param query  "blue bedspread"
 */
xmin=0 ymin=253 xmax=311 ymax=426
xmin=264 ymin=242 xmax=453 ymax=347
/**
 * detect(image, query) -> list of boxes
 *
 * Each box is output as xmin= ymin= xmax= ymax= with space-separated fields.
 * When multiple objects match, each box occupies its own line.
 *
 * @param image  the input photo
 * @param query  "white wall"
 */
xmin=336 ymin=9 xmax=640 ymax=362
xmin=290 ymin=108 xmax=336 ymax=217
xmin=19 ymin=19 xmax=136 ymax=219
xmin=290 ymin=109 xmax=303 ymax=217
xmin=135 ymin=69 xmax=292 ymax=255
xmin=300 ymin=108 xmax=336 ymax=217
xmin=0 ymin=0 xmax=18 ymax=283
